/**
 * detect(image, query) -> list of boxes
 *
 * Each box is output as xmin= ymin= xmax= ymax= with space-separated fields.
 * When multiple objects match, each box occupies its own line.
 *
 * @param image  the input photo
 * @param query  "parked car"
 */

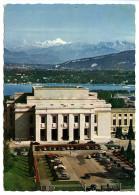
xmin=107 ymin=140 xmax=114 ymax=144
xmin=86 ymin=155 xmax=91 ymax=159
xmin=90 ymin=184 xmax=96 ymax=191
xmin=84 ymin=173 xmax=91 ymax=179
xmin=85 ymin=146 xmax=90 ymax=150
xmin=116 ymin=172 xmax=129 ymax=179
xmin=32 ymin=142 xmax=40 ymax=145
xmin=87 ymin=141 xmax=96 ymax=144
xmin=32 ymin=142 xmax=39 ymax=146
xmin=68 ymin=141 xmax=78 ymax=144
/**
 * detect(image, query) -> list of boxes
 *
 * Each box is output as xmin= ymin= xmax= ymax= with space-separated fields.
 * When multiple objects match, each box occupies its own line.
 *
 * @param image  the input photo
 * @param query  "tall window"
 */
xmin=30 ymin=115 xmax=33 ymax=124
xmin=74 ymin=116 xmax=79 ymax=123
xmin=52 ymin=116 xmax=57 ymax=123
xmin=94 ymin=115 xmax=97 ymax=123
xmin=113 ymin=119 xmax=116 ymax=125
xmin=41 ymin=116 xmax=45 ymax=123
xmin=124 ymin=119 xmax=127 ymax=125
xmin=119 ymin=119 xmax=121 ymax=126
xmin=84 ymin=128 xmax=88 ymax=135
xmin=63 ymin=115 xmax=68 ymax=123
xmin=30 ymin=128 xmax=34 ymax=136
xmin=124 ymin=114 xmax=127 ymax=117
xmin=94 ymin=126 xmax=97 ymax=132
xmin=85 ymin=115 xmax=89 ymax=123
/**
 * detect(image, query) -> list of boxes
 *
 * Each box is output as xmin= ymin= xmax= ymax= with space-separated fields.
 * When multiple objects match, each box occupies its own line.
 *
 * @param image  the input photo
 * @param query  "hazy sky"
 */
xmin=4 ymin=4 xmax=135 ymax=46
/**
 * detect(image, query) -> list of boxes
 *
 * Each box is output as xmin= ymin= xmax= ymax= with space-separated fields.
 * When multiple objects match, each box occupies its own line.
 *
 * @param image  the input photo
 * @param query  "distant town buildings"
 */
xmin=5 ymin=86 xmax=135 ymax=142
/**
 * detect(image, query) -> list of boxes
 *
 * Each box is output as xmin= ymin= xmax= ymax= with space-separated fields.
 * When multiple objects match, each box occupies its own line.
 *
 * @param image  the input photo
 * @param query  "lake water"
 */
xmin=4 ymin=83 xmax=135 ymax=97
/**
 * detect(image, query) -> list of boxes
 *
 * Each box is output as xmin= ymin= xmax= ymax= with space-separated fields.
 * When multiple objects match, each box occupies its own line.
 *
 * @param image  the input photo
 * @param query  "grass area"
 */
xmin=51 ymin=180 xmax=80 ymax=185
xmin=4 ymin=155 xmax=38 ymax=191
xmin=54 ymin=187 xmax=84 ymax=191
xmin=111 ymin=179 xmax=135 ymax=190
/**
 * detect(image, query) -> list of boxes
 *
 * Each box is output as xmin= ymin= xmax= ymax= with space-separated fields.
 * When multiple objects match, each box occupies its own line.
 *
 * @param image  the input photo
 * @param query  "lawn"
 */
xmin=53 ymin=186 xmax=84 ymax=191
xmin=4 ymin=155 xmax=38 ymax=191
xmin=51 ymin=180 xmax=81 ymax=185
xmin=111 ymin=178 xmax=135 ymax=190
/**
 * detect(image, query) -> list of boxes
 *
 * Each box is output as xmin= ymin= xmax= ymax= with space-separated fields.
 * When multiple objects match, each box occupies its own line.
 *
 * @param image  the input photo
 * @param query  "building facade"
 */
xmin=6 ymin=86 xmax=112 ymax=142
xmin=6 ymin=86 xmax=135 ymax=142
xmin=111 ymin=108 xmax=135 ymax=137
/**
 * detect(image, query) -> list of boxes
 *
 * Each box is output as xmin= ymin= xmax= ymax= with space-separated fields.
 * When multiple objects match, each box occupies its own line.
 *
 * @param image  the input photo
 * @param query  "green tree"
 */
xmin=126 ymin=140 xmax=132 ymax=161
xmin=109 ymin=98 xmax=125 ymax=108
xmin=131 ymin=150 xmax=135 ymax=164
xmin=120 ymin=146 xmax=125 ymax=155
xmin=115 ymin=127 xmax=122 ymax=139
xmin=128 ymin=121 xmax=135 ymax=140
xmin=4 ymin=141 xmax=14 ymax=172
xmin=28 ymin=142 xmax=35 ymax=177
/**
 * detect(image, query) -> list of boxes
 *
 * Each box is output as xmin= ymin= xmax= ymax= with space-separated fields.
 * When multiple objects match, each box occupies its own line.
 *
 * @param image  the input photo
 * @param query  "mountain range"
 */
xmin=4 ymin=40 xmax=135 ymax=66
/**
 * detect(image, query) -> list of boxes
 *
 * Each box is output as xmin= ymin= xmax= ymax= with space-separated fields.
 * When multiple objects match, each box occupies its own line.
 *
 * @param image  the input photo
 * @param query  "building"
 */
xmin=6 ymin=86 xmax=112 ymax=142
xmin=6 ymin=86 xmax=135 ymax=142
xmin=111 ymin=108 xmax=135 ymax=137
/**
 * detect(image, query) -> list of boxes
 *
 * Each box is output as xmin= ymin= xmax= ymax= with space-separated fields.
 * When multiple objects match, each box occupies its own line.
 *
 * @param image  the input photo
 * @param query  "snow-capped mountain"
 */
xmin=4 ymin=40 xmax=135 ymax=65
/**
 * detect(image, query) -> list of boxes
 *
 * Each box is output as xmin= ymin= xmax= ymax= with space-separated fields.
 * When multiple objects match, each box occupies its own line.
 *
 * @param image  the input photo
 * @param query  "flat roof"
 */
xmin=32 ymin=86 xmax=88 ymax=90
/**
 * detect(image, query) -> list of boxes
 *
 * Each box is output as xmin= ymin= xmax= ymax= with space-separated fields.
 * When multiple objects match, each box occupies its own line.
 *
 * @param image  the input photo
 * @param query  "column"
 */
xmin=58 ymin=114 xmax=63 ymax=141
xmin=80 ymin=114 xmax=85 ymax=141
xmin=90 ymin=113 xmax=94 ymax=140
xmin=35 ymin=114 xmax=40 ymax=142
xmin=69 ymin=114 xmax=74 ymax=141
xmin=47 ymin=114 xmax=52 ymax=142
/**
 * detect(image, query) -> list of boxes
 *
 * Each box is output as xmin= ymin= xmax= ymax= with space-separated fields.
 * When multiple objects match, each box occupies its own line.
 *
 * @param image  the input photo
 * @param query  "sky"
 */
xmin=4 ymin=4 xmax=135 ymax=47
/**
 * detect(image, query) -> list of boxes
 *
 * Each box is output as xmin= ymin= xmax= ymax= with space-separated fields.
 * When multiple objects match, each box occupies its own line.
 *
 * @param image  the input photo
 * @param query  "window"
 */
xmin=30 ymin=115 xmax=33 ymax=124
xmin=113 ymin=119 xmax=116 ymax=125
xmin=124 ymin=119 xmax=127 ymax=125
xmin=84 ymin=128 xmax=88 ymax=135
xmin=119 ymin=119 xmax=121 ymax=126
xmin=85 ymin=115 xmax=89 ymax=123
xmin=130 ymin=114 xmax=133 ymax=117
xmin=113 ymin=114 xmax=116 ymax=117
xmin=52 ymin=116 xmax=57 ymax=123
xmin=41 ymin=116 xmax=45 ymax=123
xmin=63 ymin=116 xmax=68 ymax=123
xmin=94 ymin=126 xmax=97 ymax=132
xmin=119 ymin=114 xmax=121 ymax=117
xmin=74 ymin=116 xmax=79 ymax=123
xmin=124 ymin=114 xmax=127 ymax=117
xmin=30 ymin=128 xmax=34 ymax=136
xmin=94 ymin=115 xmax=97 ymax=123
xmin=113 ymin=128 xmax=116 ymax=132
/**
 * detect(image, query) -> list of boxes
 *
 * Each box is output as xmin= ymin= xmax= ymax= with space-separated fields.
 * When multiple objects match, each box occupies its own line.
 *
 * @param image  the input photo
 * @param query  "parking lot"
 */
xmin=35 ymin=150 xmax=112 ymax=188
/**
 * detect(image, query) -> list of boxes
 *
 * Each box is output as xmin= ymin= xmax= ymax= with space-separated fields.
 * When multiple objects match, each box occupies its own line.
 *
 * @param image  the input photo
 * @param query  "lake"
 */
xmin=4 ymin=83 xmax=135 ymax=97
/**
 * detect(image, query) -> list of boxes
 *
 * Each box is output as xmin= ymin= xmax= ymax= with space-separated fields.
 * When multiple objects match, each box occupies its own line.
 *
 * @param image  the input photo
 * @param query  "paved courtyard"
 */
xmin=35 ymin=151 xmax=112 ymax=188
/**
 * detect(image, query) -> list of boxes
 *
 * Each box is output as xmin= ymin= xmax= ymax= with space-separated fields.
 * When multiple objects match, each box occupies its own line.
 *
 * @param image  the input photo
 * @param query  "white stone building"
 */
xmin=6 ymin=86 xmax=112 ymax=142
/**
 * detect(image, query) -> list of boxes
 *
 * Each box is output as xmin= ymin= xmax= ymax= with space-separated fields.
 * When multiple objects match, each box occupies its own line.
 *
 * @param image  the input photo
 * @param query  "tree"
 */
xmin=128 ymin=121 xmax=135 ymax=140
xmin=120 ymin=146 xmax=125 ymax=155
xmin=28 ymin=142 xmax=35 ymax=176
xmin=126 ymin=140 xmax=132 ymax=161
xmin=115 ymin=127 xmax=122 ymax=139
xmin=131 ymin=150 xmax=135 ymax=164
xmin=4 ymin=141 xmax=14 ymax=172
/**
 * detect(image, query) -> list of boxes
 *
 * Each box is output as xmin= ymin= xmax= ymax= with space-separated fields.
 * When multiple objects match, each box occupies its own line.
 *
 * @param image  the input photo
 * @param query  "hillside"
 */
xmin=56 ymin=50 xmax=135 ymax=71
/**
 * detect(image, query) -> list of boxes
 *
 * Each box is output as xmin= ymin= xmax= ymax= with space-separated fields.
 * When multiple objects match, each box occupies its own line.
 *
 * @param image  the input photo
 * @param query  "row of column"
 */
xmin=35 ymin=113 xmax=95 ymax=142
